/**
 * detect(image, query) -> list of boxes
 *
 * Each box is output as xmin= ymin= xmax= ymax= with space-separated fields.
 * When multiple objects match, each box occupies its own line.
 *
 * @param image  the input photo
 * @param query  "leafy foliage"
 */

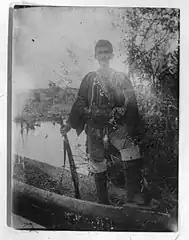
xmin=111 ymin=8 xmax=179 ymax=94
xmin=110 ymin=8 xmax=179 ymax=212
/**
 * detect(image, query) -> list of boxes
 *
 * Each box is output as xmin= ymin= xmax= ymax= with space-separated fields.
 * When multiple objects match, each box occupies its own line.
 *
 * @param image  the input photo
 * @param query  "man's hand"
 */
xmin=60 ymin=123 xmax=71 ymax=137
xmin=115 ymin=107 xmax=126 ymax=117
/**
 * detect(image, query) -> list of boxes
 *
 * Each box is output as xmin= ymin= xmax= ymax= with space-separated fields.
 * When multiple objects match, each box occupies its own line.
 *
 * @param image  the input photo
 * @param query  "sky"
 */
xmin=12 ymin=7 xmax=127 ymax=92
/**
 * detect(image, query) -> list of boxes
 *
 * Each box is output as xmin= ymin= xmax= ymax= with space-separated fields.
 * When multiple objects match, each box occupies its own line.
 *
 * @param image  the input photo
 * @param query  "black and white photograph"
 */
xmin=9 ymin=5 xmax=179 ymax=231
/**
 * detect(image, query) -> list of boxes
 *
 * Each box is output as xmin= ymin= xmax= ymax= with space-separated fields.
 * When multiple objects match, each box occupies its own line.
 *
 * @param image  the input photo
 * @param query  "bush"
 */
xmin=133 ymin=78 xmax=178 ymax=212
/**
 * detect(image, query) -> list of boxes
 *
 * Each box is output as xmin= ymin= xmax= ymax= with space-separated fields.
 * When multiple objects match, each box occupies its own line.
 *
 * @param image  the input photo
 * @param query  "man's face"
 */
xmin=95 ymin=52 xmax=113 ymax=67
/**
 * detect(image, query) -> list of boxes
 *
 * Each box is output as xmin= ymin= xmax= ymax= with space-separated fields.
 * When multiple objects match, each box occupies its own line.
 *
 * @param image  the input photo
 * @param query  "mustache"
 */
xmin=96 ymin=53 xmax=113 ymax=60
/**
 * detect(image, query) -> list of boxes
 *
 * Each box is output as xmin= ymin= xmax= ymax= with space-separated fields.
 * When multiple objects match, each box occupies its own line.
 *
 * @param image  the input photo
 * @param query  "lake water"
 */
xmin=13 ymin=122 xmax=89 ymax=175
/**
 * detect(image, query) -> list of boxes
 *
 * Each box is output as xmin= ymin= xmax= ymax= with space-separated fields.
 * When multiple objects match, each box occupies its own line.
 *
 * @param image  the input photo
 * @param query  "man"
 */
xmin=61 ymin=40 xmax=144 ymax=205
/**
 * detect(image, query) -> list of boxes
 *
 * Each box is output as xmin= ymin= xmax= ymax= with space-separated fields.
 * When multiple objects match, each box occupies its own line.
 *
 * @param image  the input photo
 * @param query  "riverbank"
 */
xmin=12 ymin=155 xmax=172 ymax=231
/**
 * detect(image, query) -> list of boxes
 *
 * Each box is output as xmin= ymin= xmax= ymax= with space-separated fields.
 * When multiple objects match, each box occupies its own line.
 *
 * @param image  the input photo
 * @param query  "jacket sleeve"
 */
xmin=67 ymin=73 xmax=92 ymax=135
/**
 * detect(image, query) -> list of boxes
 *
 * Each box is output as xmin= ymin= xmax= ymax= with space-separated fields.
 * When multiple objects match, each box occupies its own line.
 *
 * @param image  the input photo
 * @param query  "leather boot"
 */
xmin=123 ymin=159 xmax=143 ymax=203
xmin=94 ymin=171 xmax=109 ymax=205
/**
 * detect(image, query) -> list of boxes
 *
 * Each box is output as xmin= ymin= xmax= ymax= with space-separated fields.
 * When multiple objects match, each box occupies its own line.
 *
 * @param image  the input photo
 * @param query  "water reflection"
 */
xmin=13 ymin=121 xmax=88 ymax=175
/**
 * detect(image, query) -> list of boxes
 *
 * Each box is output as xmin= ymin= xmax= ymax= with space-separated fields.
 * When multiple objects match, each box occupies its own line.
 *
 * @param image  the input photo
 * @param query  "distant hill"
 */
xmin=14 ymin=86 xmax=79 ymax=122
xmin=15 ymin=86 xmax=78 ymax=104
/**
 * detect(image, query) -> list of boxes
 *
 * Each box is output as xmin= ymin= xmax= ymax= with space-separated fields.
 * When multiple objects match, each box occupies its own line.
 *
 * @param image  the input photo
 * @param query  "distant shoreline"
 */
xmin=14 ymin=85 xmax=77 ymax=127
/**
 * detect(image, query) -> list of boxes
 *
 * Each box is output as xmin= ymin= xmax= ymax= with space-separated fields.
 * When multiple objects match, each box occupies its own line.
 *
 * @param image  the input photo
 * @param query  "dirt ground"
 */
xmin=13 ymin=155 xmax=133 ymax=204
xmin=12 ymin=156 xmax=125 ymax=230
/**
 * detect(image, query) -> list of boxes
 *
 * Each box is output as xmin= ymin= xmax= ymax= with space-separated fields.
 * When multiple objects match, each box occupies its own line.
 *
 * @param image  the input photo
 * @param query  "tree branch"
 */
xmin=139 ymin=30 xmax=169 ymax=60
xmin=139 ymin=18 xmax=158 ymax=47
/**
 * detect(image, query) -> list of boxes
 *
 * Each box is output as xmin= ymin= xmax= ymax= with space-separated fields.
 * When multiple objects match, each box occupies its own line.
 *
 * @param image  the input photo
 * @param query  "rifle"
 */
xmin=58 ymin=116 xmax=80 ymax=199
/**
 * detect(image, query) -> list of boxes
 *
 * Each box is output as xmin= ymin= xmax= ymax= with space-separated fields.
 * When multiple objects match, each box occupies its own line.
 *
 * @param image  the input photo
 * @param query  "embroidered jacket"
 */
xmin=68 ymin=70 xmax=142 ymax=140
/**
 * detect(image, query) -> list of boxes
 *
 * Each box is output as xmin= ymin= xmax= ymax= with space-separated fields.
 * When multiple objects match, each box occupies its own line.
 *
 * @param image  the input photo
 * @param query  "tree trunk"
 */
xmin=12 ymin=180 xmax=171 ymax=230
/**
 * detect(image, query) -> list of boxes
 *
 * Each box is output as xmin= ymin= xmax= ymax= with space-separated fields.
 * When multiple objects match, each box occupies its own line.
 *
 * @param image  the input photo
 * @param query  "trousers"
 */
xmin=86 ymin=125 xmax=144 ymax=204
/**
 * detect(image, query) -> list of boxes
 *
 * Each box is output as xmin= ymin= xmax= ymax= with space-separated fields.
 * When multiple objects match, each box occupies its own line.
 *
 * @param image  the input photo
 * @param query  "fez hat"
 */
xmin=95 ymin=40 xmax=113 ymax=55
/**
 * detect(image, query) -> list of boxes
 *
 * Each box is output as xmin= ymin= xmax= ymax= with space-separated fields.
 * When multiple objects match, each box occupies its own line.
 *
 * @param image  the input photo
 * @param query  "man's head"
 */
xmin=95 ymin=40 xmax=114 ymax=68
